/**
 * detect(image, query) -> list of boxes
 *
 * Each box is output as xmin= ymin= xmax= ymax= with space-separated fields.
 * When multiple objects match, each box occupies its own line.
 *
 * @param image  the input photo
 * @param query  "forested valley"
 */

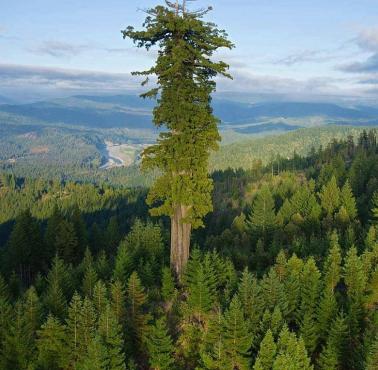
xmin=0 ymin=130 xmax=377 ymax=369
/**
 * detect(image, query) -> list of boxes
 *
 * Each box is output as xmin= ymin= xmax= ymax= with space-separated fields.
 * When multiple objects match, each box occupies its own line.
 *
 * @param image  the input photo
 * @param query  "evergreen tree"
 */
xmin=110 ymin=279 xmax=126 ymax=324
xmin=147 ymin=317 xmax=175 ymax=370
xmin=54 ymin=219 xmax=79 ymax=264
xmin=199 ymin=307 xmax=225 ymax=370
xmin=319 ymin=176 xmax=340 ymax=217
xmin=253 ymin=329 xmax=276 ymax=370
xmin=317 ymin=313 xmax=348 ymax=370
xmin=248 ymin=186 xmax=277 ymax=237
xmin=43 ymin=255 xmax=70 ymax=318
xmin=123 ymin=0 xmax=234 ymax=277
xmin=126 ymin=272 xmax=150 ymax=355
xmin=222 ymin=296 xmax=252 ymax=370
xmin=340 ymin=180 xmax=358 ymax=220
xmin=36 ymin=315 xmax=68 ymax=370
xmin=93 ymin=280 xmax=109 ymax=315
xmin=81 ymin=334 xmax=109 ymax=370
xmin=98 ymin=304 xmax=126 ymax=370
xmin=161 ymin=266 xmax=176 ymax=302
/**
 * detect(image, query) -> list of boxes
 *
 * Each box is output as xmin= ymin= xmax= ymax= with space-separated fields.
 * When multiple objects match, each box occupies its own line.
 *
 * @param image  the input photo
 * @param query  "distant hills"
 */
xmin=0 ymin=94 xmax=377 ymax=135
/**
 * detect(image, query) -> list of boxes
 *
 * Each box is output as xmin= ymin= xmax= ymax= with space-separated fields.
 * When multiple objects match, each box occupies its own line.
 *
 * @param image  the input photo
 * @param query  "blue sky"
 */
xmin=1 ymin=0 xmax=378 ymax=103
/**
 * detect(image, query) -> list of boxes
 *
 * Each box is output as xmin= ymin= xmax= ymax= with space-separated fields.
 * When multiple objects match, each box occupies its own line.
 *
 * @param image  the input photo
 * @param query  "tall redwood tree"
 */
xmin=123 ymin=0 xmax=233 ymax=277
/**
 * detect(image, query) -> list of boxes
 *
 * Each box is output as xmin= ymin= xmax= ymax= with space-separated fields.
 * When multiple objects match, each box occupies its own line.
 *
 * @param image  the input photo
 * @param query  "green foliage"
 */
xmin=146 ymin=317 xmax=174 ymax=370
xmin=222 ymin=296 xmax=252 ymax=370
xmin=248 ymin=185 xmax=277 ymax=237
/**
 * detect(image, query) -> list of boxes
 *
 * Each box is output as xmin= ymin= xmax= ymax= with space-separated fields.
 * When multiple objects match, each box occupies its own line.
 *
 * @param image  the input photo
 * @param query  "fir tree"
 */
xmin=81 ymin=334 xmax=109 ymax=370
xmin=253 ymin=329 xmax=276 ymax=370
xmin=36 ymin=315 xmax=68 ymax=370
xmin=222 ymin=296 xmax=252 ymax=370
xmin=319 ymin=176 xmax=340 ymax=216
xmin=248 ymin=185 xmax=277 ymax=237
xmin=161 ymin=266 xmax=176 ymax=302
xmin=199 ymin=307 xmax=225 ymax=370
xmin=147 ymin=317 xmax=175 ymax=370
xmin=98 ymin=304 xmax=126 ymax=370
xmin=123 ymin=1 xmax=234 ymax=277
xmin=126 ymin=272 xmax=150 ymax=355
xmin=54 ymin=219 xmax=79 ymax=264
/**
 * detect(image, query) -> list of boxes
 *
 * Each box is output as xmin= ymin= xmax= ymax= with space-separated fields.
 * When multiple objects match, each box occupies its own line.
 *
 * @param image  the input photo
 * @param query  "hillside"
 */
xmin=210 ymin=125 xmax=370 ymax=171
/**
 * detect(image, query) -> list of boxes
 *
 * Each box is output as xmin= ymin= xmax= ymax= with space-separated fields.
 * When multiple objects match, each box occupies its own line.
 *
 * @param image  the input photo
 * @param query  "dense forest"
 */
xmin=0 ymin=130 xmax=377 ymax=369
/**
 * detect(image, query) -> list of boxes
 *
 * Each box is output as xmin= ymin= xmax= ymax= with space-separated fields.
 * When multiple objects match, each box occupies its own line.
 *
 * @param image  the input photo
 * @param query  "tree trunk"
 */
xmin=170 ymin=204 xmax=191 ymax=278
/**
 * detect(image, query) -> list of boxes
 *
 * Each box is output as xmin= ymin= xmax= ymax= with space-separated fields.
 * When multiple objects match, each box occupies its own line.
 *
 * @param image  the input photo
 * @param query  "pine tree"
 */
xmin=253 ymin=329 xmax=276 ymax=370
xmin=248 ymin=185 xmax=277 ymax=237
xmin=340 ymin=180 xmax=357 ymax=220
xmin=110 ymin=279 xmax=126 ymax=324
xmin=238 ymin=268 xmax=262 ymax=332
xmin=98 ymin=304 xmax=126 ymax=370
xmin=0 ymin=301 xmax=35 ymax=370
xmin=284 ymin=254 xmax=303 ymax=324
xmin=319 ymin=176 xmax=340 ymax=216
xmin=147 ymin=317 xmax=175 ymax=370
xmin=93 ymin=280 xmax=109 ymax=315
xmin=222 ymin=296 xmax=252 ymax=370
xmin=344 ymin=247 xmax=367 ymax=369
xmin=161 ymin=266 xmax=176 ymax=302
xmin=54 ymin=219 xmax=79 ymax=264
xmin=273 ymin=326 xmax=312 ymax=370
xmin=81 ymin=334 xmax=109 ymax=370
xmin=123 ymin=1 xmax=234 ymax=277
xmin=199 ymin=307 xmax=225 ymax=370
xmin=317 ymin=313 xmax=348 ymax=370
xmin=43 ymin=255 xmax=70 ymax=318
xmin=36 ymin=315 xmax=69 ymax=370
xmin=82 ymin=261 xmax=98 ymax=298
xmin=71 ymin=205 xmax=88 ymax=259
xmin=106 ymin=216 xmax=122 ymax=256
xmin=126 ymin=272 xmax=150 ymax=355
xmin=65 ymin=292 xmax=84 ymax=368
xmin=299 ymin=257 xmax=320 ymax=354
xmin=186 ymin=262 xmax=216 ymax=322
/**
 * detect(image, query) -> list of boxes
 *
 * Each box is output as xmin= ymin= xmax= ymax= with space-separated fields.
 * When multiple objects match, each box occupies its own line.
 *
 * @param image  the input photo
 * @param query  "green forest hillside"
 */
xmin=211 ymin=125 xmax=369 ymax=170
xmin=0 ymin=130 xmax=377 ymax=369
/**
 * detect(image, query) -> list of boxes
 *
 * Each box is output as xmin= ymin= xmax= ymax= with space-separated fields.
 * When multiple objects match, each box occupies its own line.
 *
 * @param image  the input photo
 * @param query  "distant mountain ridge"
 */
xmin=0 ymin=94 xmax=377 ymax=133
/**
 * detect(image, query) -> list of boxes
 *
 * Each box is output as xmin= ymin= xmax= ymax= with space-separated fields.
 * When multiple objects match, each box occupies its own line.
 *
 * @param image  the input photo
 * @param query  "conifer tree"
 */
xmin=0 ymin=301 xmax=35 ymax=370
xmin=36 ymin=315 xmax=68 ymax=370
xmin=222 ymin=296 xmax=252 ymax=370
xmin=238 ymin=268 xmax=262 ymax=332
xmin=199 ymin=307 xmax=225 ymax=370
xmin=81 ymin=334 xmax=109 ymax=370
xmin=54 ymin=219 xmax=79 ymax=264
xmin=93 ymin=280 xmax=109 ymax=315
xmin=161 ymin=266 xmax=176 ymax=302
xmin=319 ymin=176 xmax=340 ymax=216
xmin=344 ymin=246 xmax=367 ymax=369
xmin=299 ymin=257 xmax=320 ymax=354
xmin=248 ymin=186 xmax=277 ymax=238
xmin=44 ymin=255 xmax=70 ymax=318
xmin=340 ymin=180 xmax=357 ymax=220
xmin=147 ymin=317 xmax=175 ymax=370
xmin=273 ymin=326 xmax=312 ymax=370
xmin=98 ymin=304 xmax=126 ymax=370
xmin=123 ymin=0 xmax=234 ymax=277
xmin=317 ymin=313 xmax=348 ymax=370
xmin=110 ymin=279 xmax=126 ymax=324
xmin=253 ymin=329 xmax=276 ymax=370
xmin=126 ymin=272 xmax=150 ymax=354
